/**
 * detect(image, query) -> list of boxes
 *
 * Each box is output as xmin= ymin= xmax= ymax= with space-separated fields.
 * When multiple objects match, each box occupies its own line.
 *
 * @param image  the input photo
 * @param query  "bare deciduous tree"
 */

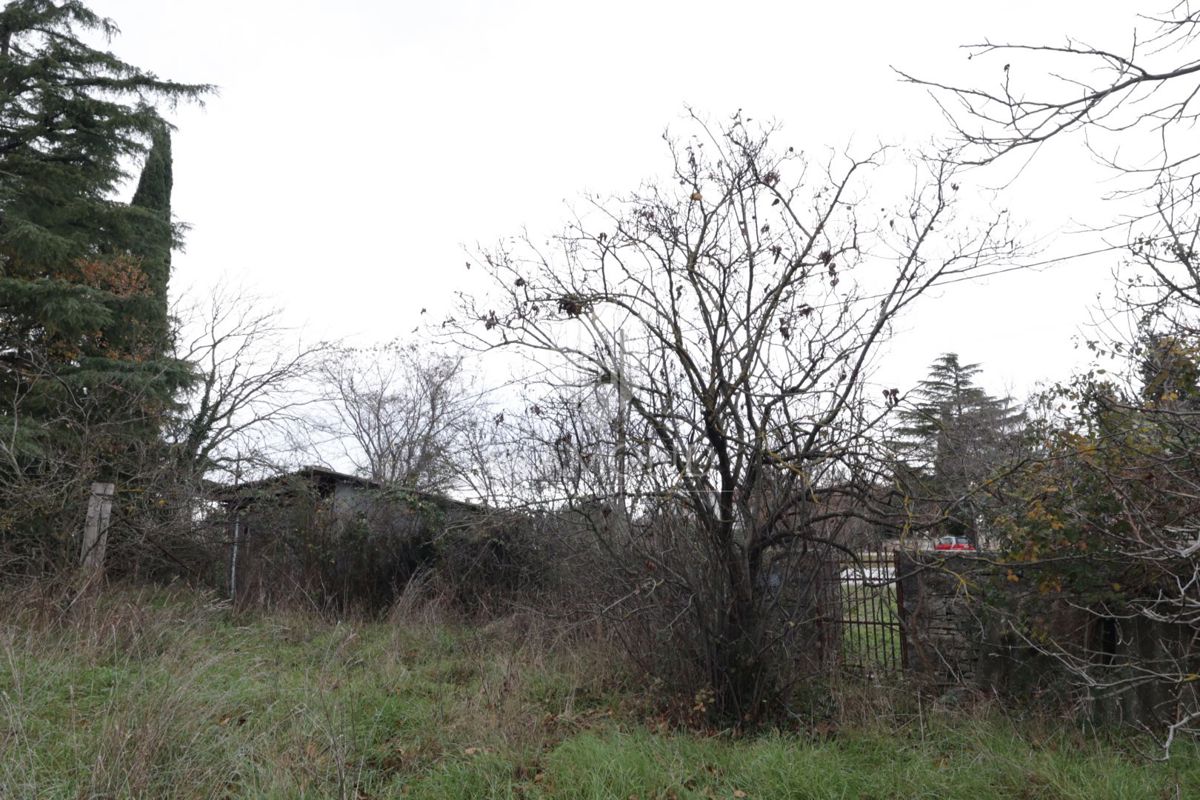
xmin=897 ymin=6 xmax=1200 ymax=194
xmin=456 ymin=112 xmax=1017 ymax=722
xmin=169 ymin=285 xmax=329 ymax=480
xmin=900 ymin=4 xmax=1200 ymax=318
xmin=317 ymin=343 xmax=477 ymax=493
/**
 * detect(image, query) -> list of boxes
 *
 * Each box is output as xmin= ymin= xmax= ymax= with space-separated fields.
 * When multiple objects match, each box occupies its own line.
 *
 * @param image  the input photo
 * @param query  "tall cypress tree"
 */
xmin=0 ymin=0 xmax=209 ymax=563
xmin=129 ymin=121 xmax=174 ymax=354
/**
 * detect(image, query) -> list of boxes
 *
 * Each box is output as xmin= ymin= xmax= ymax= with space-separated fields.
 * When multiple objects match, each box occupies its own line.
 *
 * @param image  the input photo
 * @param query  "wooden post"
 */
xmin=615 ymin=330 xmax=627 ymax=525
xmin=229 ymin=514 xmax=241 ymax=602
xmin=81 ymin=482 xmax=115 ymax=572
xmin=229 ymin=456 xmax=243 ymax=603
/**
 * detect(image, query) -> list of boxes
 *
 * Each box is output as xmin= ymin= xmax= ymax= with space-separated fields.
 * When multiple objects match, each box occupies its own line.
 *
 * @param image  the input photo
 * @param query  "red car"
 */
xmin=934 ymin=535 xmax=976 ymax=552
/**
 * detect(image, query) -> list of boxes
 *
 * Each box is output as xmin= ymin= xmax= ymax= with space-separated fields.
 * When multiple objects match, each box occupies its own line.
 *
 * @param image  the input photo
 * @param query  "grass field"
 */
xmin=0 ymin=585 xmax=1195 ymax=799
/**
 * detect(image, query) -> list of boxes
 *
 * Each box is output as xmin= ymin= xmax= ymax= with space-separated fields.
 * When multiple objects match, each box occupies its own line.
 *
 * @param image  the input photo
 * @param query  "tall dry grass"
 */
xmin=0 ymin=577 xmax=631 ymax=799
xmin=0 ymin=579 xmax=1192 ymax=799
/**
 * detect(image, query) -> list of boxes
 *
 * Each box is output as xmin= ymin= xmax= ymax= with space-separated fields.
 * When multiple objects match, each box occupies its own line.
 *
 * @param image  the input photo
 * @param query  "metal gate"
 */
xmin=834 ymin=548 xmax=904 ymax=674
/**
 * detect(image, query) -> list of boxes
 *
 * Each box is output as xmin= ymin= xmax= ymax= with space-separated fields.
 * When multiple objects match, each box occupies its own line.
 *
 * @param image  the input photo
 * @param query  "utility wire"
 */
xmin=831 ymin=233 xmax=1192 ymax=311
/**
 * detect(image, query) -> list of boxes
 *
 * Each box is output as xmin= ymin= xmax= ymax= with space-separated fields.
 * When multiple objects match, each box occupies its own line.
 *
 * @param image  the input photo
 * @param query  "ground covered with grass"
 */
xmin=0 ymin=586 xmax=1194 ymax=799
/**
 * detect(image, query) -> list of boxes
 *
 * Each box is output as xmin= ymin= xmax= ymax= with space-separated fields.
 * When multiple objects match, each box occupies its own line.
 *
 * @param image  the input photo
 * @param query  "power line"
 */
xmin=928 ymin=240 xmax=1149 ymax=288
xmin=804 ymin=235 xmax=1185 ymax=313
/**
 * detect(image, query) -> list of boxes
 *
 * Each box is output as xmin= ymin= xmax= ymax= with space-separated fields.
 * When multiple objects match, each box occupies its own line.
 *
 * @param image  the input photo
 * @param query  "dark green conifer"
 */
xmin=0 ymin=0 xmax=209 ymax=560
xmin=129 ymin=121 xmax=175 ymax=352
xmin=894 ymin=353 xmax=1027 ymax=542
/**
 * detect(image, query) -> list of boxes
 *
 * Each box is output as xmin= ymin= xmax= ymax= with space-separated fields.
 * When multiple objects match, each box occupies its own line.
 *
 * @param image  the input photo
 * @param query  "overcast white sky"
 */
xmin=92 ymin=0 xmax=1155 ymax=401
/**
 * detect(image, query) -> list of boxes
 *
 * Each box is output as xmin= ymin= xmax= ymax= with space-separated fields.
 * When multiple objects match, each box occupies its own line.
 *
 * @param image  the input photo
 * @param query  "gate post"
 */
xmin=894 ymin=550 xmax=912 ymax=672
xmin=81 ymin=482 xmax=116 ymax=573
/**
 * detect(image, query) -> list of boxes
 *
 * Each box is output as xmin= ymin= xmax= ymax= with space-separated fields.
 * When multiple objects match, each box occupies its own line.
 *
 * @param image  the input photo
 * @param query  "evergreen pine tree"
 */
xmin=895 ymin=353 xmax=1027 ymax=543
xmin=0 ymin=0 xmax=209 ymax=562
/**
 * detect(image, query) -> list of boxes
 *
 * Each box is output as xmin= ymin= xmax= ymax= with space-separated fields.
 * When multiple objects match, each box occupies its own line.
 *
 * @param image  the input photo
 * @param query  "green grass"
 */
xmin=0 ymin=584 xmax=1194 ymax=799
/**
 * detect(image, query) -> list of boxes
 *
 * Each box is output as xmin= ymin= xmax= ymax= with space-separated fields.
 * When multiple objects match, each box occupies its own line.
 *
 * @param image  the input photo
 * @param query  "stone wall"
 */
xmin=894 ymin=553 xmax=983 ymax=684
xmin=898 ymin=553 xmax=1095 ymax=694
xmin=895 ymin=551 xmax=1200 ymax=726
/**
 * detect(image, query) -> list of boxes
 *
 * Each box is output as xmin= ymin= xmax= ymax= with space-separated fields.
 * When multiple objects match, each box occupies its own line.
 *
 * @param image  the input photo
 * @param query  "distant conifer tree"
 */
xmin=894 ymin=353 xmax=1027 ymax=542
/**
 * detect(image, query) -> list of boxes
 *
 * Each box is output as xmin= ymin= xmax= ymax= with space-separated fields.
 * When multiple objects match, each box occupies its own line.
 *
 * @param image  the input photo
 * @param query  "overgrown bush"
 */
xmin=432 ymin=510 xmax=561 ymax=612
xmin=217 ymin=482 xmax=564 ymax=615
xmin=556 ymin=505 xmax=847 ymax=726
